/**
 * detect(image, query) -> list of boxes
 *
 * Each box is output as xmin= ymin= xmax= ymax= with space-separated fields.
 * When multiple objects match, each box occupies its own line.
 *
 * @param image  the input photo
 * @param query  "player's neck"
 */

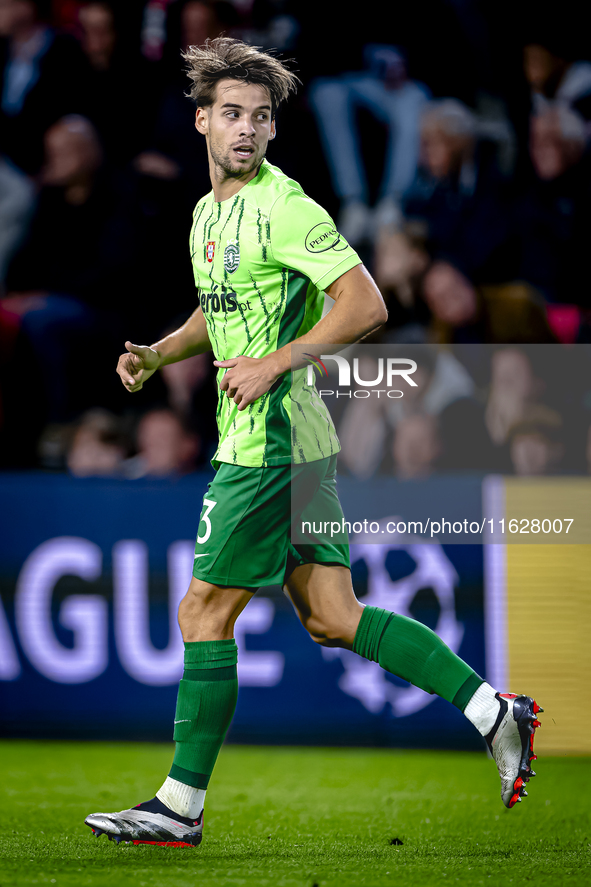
xmin=208 ymin=157 xmax=262 ymax=203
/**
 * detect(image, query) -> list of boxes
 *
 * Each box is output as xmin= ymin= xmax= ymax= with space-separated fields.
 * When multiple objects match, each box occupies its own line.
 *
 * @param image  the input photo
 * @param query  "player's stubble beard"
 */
xmin=209 ymin=136 xmax=267 ymax=182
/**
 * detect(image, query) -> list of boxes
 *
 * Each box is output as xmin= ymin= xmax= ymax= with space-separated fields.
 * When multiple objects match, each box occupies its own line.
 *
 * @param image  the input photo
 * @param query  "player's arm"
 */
xmin=297 ymin=262 xmax=387 ymax=347
xmin=216 ymin=263 xmax=387 ymax=408
xmin=116 ymin=307 xmax=211 ymax=393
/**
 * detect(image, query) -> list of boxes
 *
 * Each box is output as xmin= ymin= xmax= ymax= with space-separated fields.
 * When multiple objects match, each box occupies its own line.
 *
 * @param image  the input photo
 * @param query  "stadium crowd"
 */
xmin=1 ymin=0 xmax=591 ymax=475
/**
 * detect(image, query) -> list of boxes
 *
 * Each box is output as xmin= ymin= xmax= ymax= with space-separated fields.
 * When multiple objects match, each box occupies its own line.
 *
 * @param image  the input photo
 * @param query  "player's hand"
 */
xmin=116 ymin=341 xmax=161 ymax=392
xmin=214 ymin=355 xmax=280 ymax=410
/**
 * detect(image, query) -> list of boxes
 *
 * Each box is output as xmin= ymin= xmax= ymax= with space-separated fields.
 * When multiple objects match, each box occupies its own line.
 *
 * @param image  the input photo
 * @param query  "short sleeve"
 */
xmin=269 ymin=189 xmax=362 ymax=289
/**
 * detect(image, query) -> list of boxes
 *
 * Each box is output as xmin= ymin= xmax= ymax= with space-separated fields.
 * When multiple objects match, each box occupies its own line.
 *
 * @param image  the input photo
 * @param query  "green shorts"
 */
xmin=192 ymin=455 xmax=350 ymax=589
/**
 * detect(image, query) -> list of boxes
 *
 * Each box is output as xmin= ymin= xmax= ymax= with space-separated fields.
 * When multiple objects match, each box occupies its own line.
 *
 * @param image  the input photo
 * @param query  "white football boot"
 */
xmin=85 ymin=796 xmax=203 ymax=847
xmin=486 ymin=692 xmax=543 ymax=808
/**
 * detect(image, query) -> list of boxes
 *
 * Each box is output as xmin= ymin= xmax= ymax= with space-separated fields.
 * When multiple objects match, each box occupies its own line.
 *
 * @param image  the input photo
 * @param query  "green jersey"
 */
xmin=190 ymin=160 xmax=361 ymax=468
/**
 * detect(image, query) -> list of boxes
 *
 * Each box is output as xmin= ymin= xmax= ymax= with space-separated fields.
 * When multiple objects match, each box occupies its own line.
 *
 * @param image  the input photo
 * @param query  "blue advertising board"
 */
xmin=0 ymin=472 xmax=486 ymax=750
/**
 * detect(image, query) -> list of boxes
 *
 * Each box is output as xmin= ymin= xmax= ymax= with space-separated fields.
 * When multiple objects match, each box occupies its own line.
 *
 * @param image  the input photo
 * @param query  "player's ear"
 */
xmin=269 ymin=118 xmax=276 ymax=140
xmin=195 ymin=107 xmax=209 ymax=136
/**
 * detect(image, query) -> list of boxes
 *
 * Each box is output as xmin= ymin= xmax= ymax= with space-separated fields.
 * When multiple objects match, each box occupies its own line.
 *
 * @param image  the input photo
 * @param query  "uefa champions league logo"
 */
xmin=323 ymin=522 xmax=464 ymax=717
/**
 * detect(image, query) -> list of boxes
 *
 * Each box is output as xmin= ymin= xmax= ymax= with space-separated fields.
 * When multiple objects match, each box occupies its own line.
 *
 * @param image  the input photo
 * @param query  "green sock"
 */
xmin=169 ymin=639 xmax=238 ymax=789
xmin=353 ymin=606 xmax=483 ymax=710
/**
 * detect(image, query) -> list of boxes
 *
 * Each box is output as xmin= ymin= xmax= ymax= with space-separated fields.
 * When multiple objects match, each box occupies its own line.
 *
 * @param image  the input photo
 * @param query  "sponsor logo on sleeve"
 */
xmin=206 ymin=241 xmax=216 ymax=262
xmin=223 ymin=240 xmax=240 ymax=273
xmin=305 ymin=222 xmax=349 ymax=253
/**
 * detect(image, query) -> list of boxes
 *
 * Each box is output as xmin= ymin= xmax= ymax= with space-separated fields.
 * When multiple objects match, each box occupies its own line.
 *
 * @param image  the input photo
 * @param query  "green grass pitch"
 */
xmin=0 ymin=741 xmax=589 ymax=887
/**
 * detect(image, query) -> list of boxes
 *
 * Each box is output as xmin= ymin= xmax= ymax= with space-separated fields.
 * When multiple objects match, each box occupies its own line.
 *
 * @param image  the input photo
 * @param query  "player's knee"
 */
xmin=178 ymin=578 xmax=239 ymax=640
xmin=305 ymin=618 xmax=350 ymax=649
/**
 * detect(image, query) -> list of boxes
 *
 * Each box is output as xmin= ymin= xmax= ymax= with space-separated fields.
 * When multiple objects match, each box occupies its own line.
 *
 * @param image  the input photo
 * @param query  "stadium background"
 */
xmin=1 ymin=0 xmax=590 ymax=761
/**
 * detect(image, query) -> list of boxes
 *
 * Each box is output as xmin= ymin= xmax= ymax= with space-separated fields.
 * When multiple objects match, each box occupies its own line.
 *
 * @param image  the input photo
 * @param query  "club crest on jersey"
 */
xmin=223 ymin=240 xmax=240 ymax=274
xmin=206 ymin=241 xmax=215 ymax=262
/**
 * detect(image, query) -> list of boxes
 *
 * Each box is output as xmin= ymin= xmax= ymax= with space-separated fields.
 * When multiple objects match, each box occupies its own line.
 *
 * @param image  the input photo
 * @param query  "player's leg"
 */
xmin=286 ymin=562 xmax=482 ymax=699
xmin=85 ymin=579 xmax=253 ymax=846
xmin=283 ymin=562 xmax=362 ymax=648
xmin=159 ymin=460 xmax=302 ymax=821
xmin=285 ymin=562 xmax=542 ymax=808
xmin=85 ymin=461 xmax=298 ymax=845
xmin=156 ymin=579 xmax=254 ymax=818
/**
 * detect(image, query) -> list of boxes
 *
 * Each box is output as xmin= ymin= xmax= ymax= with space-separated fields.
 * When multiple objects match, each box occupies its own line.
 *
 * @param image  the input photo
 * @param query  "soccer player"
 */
xmin=85 ymin=38 xmax=542 ymax=847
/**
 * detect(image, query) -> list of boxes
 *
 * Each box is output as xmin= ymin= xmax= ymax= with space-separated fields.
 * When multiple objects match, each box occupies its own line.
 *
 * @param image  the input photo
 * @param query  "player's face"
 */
xmin=196 ymin=79 xmax=276 ymax=182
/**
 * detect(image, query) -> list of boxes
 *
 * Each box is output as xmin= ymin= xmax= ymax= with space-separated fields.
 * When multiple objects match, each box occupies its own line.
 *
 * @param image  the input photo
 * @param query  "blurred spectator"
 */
xmin=390 ymin=346 xmax=474 ymax=417
xmin=514 ymin=105 xmax=591 ymax=309
xmin=178 ymin=0 xmax=232 ymax=48
xmin=79 ymin=1 xmax=114 ymax=70
xmin=475 ymin=283 xmax=557 ymax=344
xmin=419 ymin=98 xmax=476 ymax=179
xmin=422 ymin=265 xmax=556 ymax=344
xmin=402 ymin=99 xmax=513 ymax=286
xmin=336 ymin=356 xmax=389 ymax=481
xmin=160 ymin=0 xmax=237 ymax=76
xmin=508 ymin=405 xmax=564 ymax=476
xmin=141 ymin=0 xmax=176 ymax=62
xmin=309 ymin=44 xmax=430 ymax=246
xmin=423 ymin=262 xmax=478 ymax=331
xmin=338 ymin=348 xmax=474 ymax=479
xmin=67 ymin=407 xmax=128 ymax=476
xmin=374 ymin=226 xmax=430 ymax=323
xmin=485 ymin=345 xmax=585 ymax=473
xmin=77 ymin=1 xmax=156 ymax=166
xmin=0 ymin=0 xmax=89 ymax=173
xmin=127 ymin=407 xmax=200 ymax=477
xmin=377 ymin=99 xmax=536 ymax=342
xmin=391 ymin=411 xmax=440 ymax=480
xmin=237 ymin=0 xmax=299 ymax=52
xmin=529 ymin=105 xmax=587 ymax=182
xmin=159 ymin=347 xmax=218 ymax=458
xmin=523 ymin=37 xmax=591 ymax=119
xmin=299 ymin=3 xmax=474 ymax=220
xmin=297 ymin=1 xmax=475 ymax=106
xmin=0 ymin=153 xmax=35 ymax=283
xmin=160 ymin=351 xmax=209 ymax=418
xmin=3 ymin=114 xmax=138 ymax=420
xmin=485 ymin=347 xmax=539 ymax=447
xmin=136 ymin=0 xmax=234 ymax=193
xmin=483 ymin=346 xmax=566 ymax=472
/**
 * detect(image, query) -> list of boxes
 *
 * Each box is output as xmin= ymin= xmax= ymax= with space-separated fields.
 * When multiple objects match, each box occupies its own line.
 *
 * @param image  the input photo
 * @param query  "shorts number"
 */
xmin=197 ymin=498 xmax=216 ymax=544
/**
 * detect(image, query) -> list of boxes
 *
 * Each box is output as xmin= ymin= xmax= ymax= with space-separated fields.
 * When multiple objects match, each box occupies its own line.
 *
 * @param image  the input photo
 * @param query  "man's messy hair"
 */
xmin=183 ymin=37 xmax=300 ymax=115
